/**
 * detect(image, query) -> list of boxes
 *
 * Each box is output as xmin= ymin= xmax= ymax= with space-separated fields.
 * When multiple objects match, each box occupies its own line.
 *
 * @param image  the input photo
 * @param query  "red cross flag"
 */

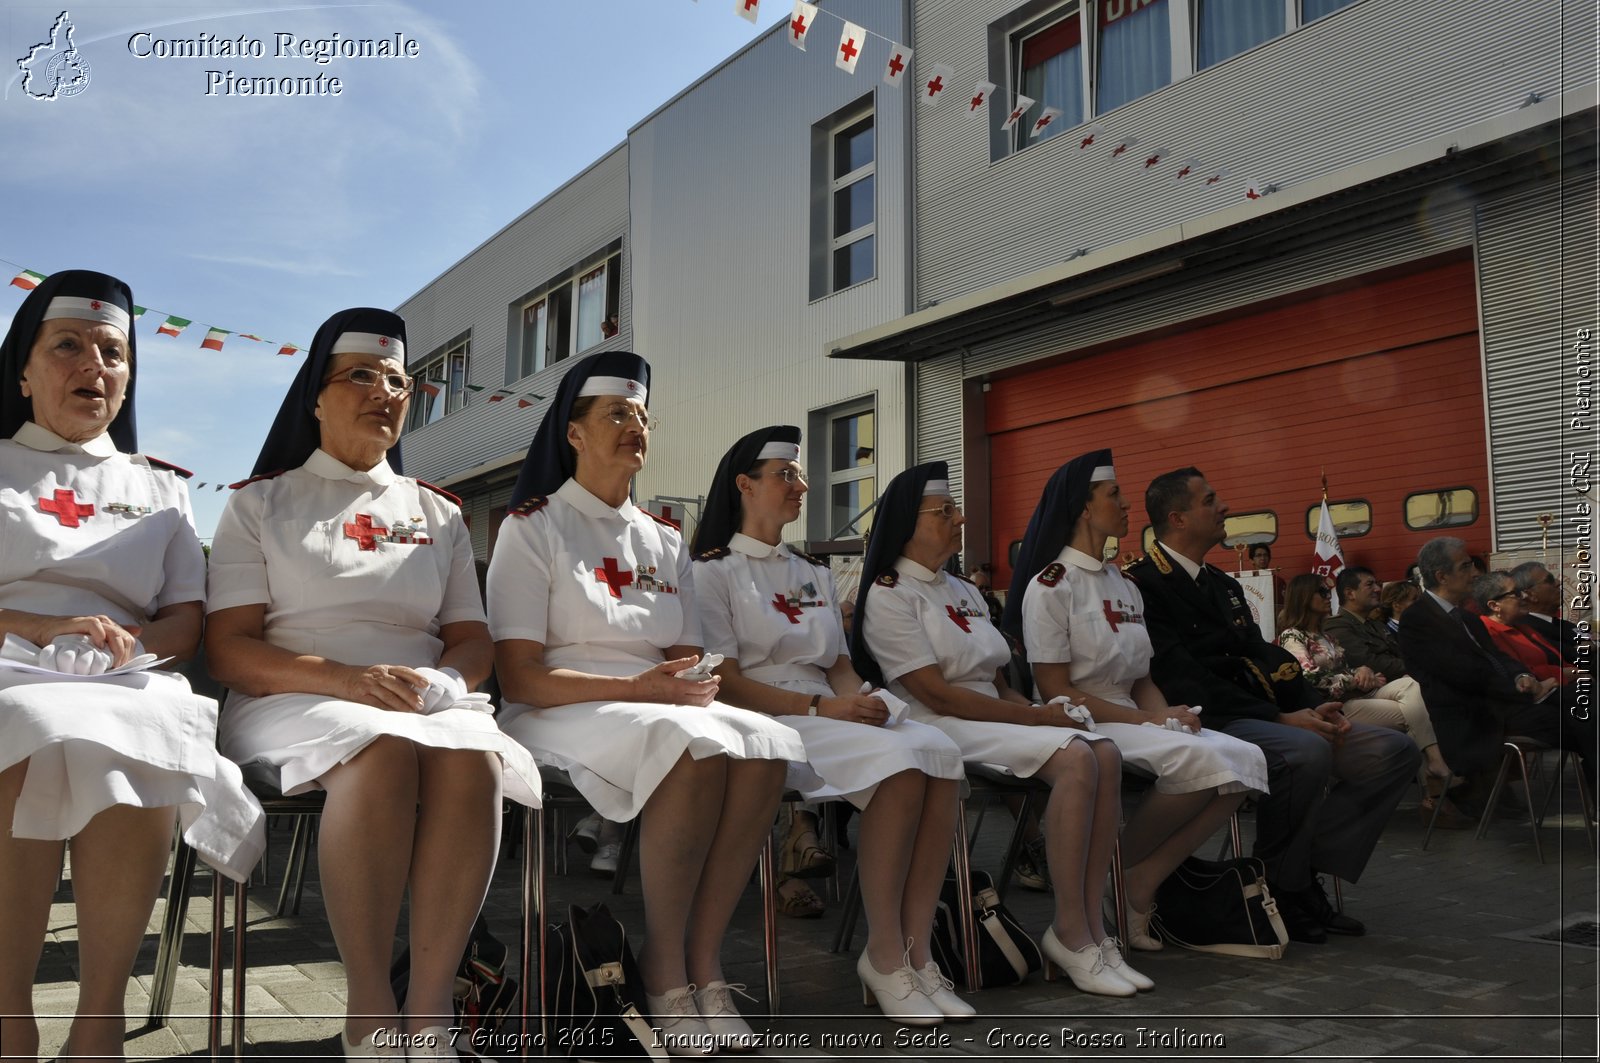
xmin=918 ymin=63 xmax=953 ymax=106
xmin=968 ymin=80 xmax=995 ymax=112
xmin=787 ymin=2 xmax=817 ymax=50
xmin=1109 ymin=134 xmax=1141 ymax=159
xmin=1311 ymin=496 xmax=1348 ymax=611
xmin=836 ymin=21 xmax=864 ymax=73
xmin=736 ymin=0 xmax=761 ymax=25
xmin=1077 ymin=123 xmax=1104 ymax=149
xmin=999 ymin=93 xmax=1035 ymax=131
xmin=1203 ymin=165 xmax=1231 ymax=186
xmin=1029 ymin=105 xmax=1062 ymax=138
xmin=882 ymin=43 xmax=912 ymax=86
xmin=1172 ymin=158 xmax=1200 ymax=182
xmin=1244 ymin=177 xmax=1269 ymax=200
xmin=1142 ymin=147 xmax=1169 ymax=169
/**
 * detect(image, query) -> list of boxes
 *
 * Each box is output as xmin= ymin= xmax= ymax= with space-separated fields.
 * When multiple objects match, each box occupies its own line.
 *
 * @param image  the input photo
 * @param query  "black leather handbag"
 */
xmin=930 ymin=870 xmax=1043 ymax=988
xmin=1150 ymin=855 xmax=1290 ymax=959
xmin=545 ymin=902 xmax=670 ymax=1060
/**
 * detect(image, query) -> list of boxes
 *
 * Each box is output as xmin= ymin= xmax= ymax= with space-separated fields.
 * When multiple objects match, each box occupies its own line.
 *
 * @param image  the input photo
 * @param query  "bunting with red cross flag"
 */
xmin=1109 ymin=134 xmax=1140 ymax=159
xmin=918 ymin=63 xmax=953 ymax=105
xmin=882 ymin=43 xmax=911 ymax=86
xmin=735 ymin=0 xmax=761 ymax=25
xmin=836 ymin=21 xmax=864 ymax=73
xmin=1172 ymin=158 xmax=1200 ymax=182
xmin=1077 ymin=122 xmax=1104 ymax=149
xmin=999 ymin=93 xmax=1034 ymax=131
xmin=1029 ymin=105 xmax=1062 ymax=138
xmin=1142 ymin=146 xmax=1170 ymax=170
xmin=787 ymin=2 xmax=817 ymax=50
xmin=968 ymin=80 xmax=995 ymax=112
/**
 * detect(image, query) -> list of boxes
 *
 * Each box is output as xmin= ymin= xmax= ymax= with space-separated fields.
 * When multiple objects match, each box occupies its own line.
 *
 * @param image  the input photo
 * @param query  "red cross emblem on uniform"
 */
xmin=946 ymin=605 xmax=971 ymax=633
xmin=772 ymin=593 xmax=804 ymax=625
xmin=378 ymin=336 xmax=389 ymax=347
xmin=39 ymin=488 xmax=95 ymax=527
xmin=1101 ymin=600 xmax=1123 ymax=632
xmin=595 ymin=557 xmax=634 ymax=599
xmin=343 ymin=513 xmax=384 ymax=550
xmin=89 ymin=299 xmax=102 ymax=310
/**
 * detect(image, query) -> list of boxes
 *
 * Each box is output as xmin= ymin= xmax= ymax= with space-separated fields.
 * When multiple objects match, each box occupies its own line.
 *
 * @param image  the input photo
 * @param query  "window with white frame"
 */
xmin=1013 ymin=5 xmax=1084 ymax=147
xmin=1095 ymin=0 xmax=1171 ymax=112
xmin=1194 ymin=0 xmax=1284 ymax=69
xmin=511 ymin=246 xmax=620 ymax=379
xmin=828 ymin=107 xmax=875 ymax=293
xmin=408 ymin=335 xmax=470 ymax=429
xmin=820 ymin=401 xmax=876 ymax=540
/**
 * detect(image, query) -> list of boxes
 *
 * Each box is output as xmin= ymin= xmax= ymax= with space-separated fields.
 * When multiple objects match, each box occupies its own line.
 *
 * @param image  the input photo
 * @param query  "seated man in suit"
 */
xmin=1398 ymin=539 xmax=1594 ymax=798
xmin=1127 ymin=469 xmax=1419 ymax=945
xmin=1511 ymin=561 xmax=1588 ymax=668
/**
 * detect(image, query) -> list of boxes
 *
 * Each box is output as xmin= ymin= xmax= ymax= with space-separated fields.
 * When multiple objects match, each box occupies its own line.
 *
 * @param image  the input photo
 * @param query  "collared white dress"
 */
xmin=487 ymin=479 xmax=810 ymax=821
xmin=694 ymin=533 xmax=963 ymax=808
xmin=1021 ymin=546 xmax=1268 ymax=795
xmin=209 ymin=449 xmax=540 ymax=808
xmin=863 ymin=556 xmax=1107 ymax=778
xmin=0 ymin=422 xmax=264 ymax=880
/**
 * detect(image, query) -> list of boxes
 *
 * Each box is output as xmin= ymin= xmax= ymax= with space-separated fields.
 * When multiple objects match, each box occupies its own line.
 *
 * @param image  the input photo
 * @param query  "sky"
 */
xmin=0 ymin=0 xmax=791 ymax=540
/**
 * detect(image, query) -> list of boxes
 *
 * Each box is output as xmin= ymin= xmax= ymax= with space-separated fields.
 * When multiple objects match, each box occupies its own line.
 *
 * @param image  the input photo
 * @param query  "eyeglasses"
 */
xmin=325 ymin=367 xmax=414 ymax=394
xmin=1314 ymin=587 xmax=1332 ymax=599
xmin=918 ymin=502 xmax=963 ymax=520
xmin=601 ymin=404 xmax=658 ymax=430
xmin=750 ymin=468 xmax=808 ymax=485
xmin=1490 ymin=589 xmax=1524 ymax=602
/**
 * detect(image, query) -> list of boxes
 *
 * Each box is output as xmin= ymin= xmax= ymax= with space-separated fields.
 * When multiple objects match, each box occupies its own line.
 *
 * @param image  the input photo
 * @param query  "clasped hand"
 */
xmin=637 ymin=656 xmax=721 ymax=706
xmin=345 ymin=663 xmax=467 ymax=713
xmin=28 ymin=615 xmax=144 ymax=673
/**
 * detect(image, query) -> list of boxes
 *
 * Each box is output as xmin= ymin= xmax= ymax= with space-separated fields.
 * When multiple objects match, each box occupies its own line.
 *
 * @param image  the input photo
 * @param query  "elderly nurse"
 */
xmin=206 ymin=308 xmax=540 ymax=1061
xmin=0 ymin=270 xmax=264 ymax=1062
xmin=488 ymin=352 xmax=807 ymax=1055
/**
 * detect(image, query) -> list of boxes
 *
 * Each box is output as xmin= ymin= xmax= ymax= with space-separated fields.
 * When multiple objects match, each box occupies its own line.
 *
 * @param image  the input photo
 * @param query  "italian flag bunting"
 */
xmin=277 ymin=343 xmax=300 ymax=356
xmin=132 ymin=306 xmax=147 ymax=319
xmin=10 ymin=269 xmax=46 ymax=290
xmin=201 ymin=327 xmax=230 ymax=352
xmin=157 ymin=315 xmax=192 ymax=338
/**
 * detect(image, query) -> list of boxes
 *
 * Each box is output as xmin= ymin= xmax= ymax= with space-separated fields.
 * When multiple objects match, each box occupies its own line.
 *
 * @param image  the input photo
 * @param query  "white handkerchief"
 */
xmin=860 ymin=681 xmax=908 ymax=726
xmin=0 ymin=633 xmax=169 ymax=679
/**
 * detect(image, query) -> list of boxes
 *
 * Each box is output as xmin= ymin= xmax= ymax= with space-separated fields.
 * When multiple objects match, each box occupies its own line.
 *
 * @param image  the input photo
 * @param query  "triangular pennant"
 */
xmin=1000 ymin=94 xmax=1035 ymax=131
xmin=968 ymin=81 xmax=996 ymax=112
xmin=1172 ymin=158 xmax=1200 ymax=182
xmin=1077 ymin=123 xmax=1104 ymax=149
xmin=1029 ymin=106 xmax=1062 ymax=138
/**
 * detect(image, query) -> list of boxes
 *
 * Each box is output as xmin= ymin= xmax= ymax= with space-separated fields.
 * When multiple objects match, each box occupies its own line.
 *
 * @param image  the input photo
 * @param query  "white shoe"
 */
xmin=590 ymin=841 xmax=621 ymax=877
xmin=646 ymin=985 xmax=714 ymax=1056
xmin=406 ymin=1026 xmax=460 ymax=1059
xmin=694 ymin=980 xmax=757 ymax=1052
xmin=1039 ymin=928 xmax=1135 ymax=997
xmin=342 ymin=1027 xmax=405 ymax=1059
xmin=857 ymin=949 xmax=943 ymax=1026
xmin=569 ymin=812 xmax=602 ymax=854
xmin=1125 ymin=903 xmax=1163 ymax=951
xmin=914 ymin=962 xmax=976 ymax=1021
xmin=1099 ymin=937 xmax=1154 ymax=991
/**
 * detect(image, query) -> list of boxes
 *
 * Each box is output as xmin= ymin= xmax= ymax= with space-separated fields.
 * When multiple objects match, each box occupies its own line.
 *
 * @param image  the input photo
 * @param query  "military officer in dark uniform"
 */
xmin=1125 ymin=467 xmax=1419 ymax=944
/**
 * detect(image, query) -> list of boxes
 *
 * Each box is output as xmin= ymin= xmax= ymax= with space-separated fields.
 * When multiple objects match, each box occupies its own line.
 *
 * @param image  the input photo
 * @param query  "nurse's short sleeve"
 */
xmin=206 ymin=485 xmax=270 ymax=613
xmin=156 ymin=478 xmax=208 ymax=609
xmin=486 ymin=512 xmax=550 ymax=643
xmin=1022 ymin=577 xmax=1075 ymax=665
xmin=864 ymin=586 xmax=938 ymax=685
xmin=436 ymin=506 xmax=487 ymax=626
xmin=672 ymin=535 xmax=704 ymax=649
xmin=693 ymin=559 xmax=739 ymax=661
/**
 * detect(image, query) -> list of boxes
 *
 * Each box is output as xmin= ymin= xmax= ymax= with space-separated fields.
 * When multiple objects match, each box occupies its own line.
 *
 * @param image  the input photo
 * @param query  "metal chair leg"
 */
xmin=758 ymin=834 xmax=780 ymax=1011
xmin=611 ymin=817 xmax=640 ymax=896
xmin=1421 ymin=772 xmax=1455 ymax=850
xmin=830 ymin=868 xmax=863 ymax=954
xmin=1511 ymin=744 xmax=1545 ymax=864
xmin=950 ymin=797 xmax=981 ymax=991
xmin=148 ymin=834 xmax=198 ymax=1025
xmin=993 ymin=791 xmax=1035 ymax=906
xmin=209 ymin=868 xmax=226 ymax=1060
xmin=274 ymin=815 xmax=309 ymax=917
xmin=520 ymin=805 xmax=546 ymax=1059
xmin=1110 ymin=840 xmax=1129 ymax=944
xmin=1473 ymin=746 xmax=1517 ymax=842
xmin=232 ymin=876 xmax=247 ymax=1060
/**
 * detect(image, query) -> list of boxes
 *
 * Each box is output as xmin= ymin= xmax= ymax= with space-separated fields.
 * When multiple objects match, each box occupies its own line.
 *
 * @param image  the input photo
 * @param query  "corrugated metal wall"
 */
xmin=911 ymin=0 xmax=1588 ymax=308
xmin=628 ymin=0 xmax=912 ymax=537
xmin=396 ymin=146 xmax=634 ymax=489
xmin=1477 ymin=168 xmax=1600 ymax=553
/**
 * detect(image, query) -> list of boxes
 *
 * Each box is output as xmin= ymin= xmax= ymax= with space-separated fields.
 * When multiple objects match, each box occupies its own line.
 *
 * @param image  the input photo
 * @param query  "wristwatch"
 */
xmin=807 ymin=694 xmax=822 ymax=716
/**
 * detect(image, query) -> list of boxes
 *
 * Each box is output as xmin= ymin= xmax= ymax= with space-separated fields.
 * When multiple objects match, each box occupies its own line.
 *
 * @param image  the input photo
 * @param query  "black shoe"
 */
xmin=1271 ymin=887 xmax=1326 ymax=945
xmin=1299 ymin=876 xmax=1366 ymax=937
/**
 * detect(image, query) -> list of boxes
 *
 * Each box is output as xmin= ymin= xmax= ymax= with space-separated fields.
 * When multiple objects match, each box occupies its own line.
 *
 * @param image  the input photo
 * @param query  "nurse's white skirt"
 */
xmin=1093 ymin=721 xmax=1269 ymax=795
xmin=757 ymin=672 xmax=964 ymax=809
xmin=501 ymin=697 xmax=810 ymax=823
xmin=220 ymin=691 xmax=542 ymax=809
xmin=0 ymin=668 xmax=266 ymax=882
xmin=903 ymin=680 xmax=1110 ymax=780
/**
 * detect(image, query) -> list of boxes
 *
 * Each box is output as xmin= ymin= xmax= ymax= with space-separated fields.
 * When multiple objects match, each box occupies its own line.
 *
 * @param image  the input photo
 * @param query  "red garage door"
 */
xmin=987 ymin=254 xmax=1488 ymax=586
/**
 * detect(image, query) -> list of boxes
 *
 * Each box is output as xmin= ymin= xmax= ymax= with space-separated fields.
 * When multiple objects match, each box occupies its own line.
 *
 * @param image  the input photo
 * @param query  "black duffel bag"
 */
xmin=545 ymin=902 xmax=670 ymax=1060
xmin=1150 ymin=855 xmax=1289 ymax=959
xmin=930 ymin=870 xmax=1043 ymax=988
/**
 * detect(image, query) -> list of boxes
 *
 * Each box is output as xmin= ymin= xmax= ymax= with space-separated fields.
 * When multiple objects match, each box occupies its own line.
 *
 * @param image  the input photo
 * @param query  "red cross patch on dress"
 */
xmin=595 ymin=557 xmax=634 ymax=598
xmin=342 ymin=513 xmax=387 ymax=550
xmin=39 ymin=488 xmax=95 ymax=527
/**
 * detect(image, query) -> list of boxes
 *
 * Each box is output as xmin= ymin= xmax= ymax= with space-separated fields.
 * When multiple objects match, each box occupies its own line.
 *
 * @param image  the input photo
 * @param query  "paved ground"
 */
xmin=23 ymin=773 xmax=1600 ymax=1061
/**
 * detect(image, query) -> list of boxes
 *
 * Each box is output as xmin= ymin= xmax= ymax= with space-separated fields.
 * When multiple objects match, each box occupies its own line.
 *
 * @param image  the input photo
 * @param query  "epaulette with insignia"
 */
xmin=228 ymin=469 xmax=285 ymax=490
xmin=509 ymin=495 xmax=549 ymax=518
xmin=1146 ymin=543 xmax=1173 ymax=575
xmin=694 ymin=546 xmax=731 ymax=563
xmin=874 ymin=569 xmax=900 ymax=588
xmin=417 ymin=478 xmax=463 ymax=507
xmin=792 ymin=547 xmax=827 ymax=569
xmin=1037 ymin=562 xmax=1066 ymax=586
xmin=143 ymin=455 xmax=193 ymax=479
